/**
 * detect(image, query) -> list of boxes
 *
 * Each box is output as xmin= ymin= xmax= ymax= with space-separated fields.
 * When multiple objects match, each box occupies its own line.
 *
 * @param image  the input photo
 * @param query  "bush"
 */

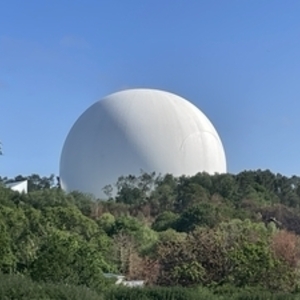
xmin=104 ymin=286 xmax=218 ymax=300
xmin=0 ymin=273 xmax=102 ymax=300
xmin=0 ymin=273 xmax=299 ymax=300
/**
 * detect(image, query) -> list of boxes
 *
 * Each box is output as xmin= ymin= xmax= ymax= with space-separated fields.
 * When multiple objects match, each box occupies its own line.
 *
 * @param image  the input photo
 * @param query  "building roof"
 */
xmin=5 ymin=180 xmax=28 ymax=194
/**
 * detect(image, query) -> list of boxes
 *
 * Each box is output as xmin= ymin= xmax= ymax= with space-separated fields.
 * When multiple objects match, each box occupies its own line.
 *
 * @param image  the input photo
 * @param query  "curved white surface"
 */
xmin=60 ymin=89 xmax=226 ymax=198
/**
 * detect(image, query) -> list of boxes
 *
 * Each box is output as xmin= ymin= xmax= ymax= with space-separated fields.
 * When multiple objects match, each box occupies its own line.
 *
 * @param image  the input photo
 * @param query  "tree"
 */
xmin=42 ymin=206 xmax=99 ymax=239
xmin=97 ymin=212 xmax=115 ymax=234
xmin=175 ymin=203 xmax=219 ymax=232
xmin=175 ymin=176 xmax=210 ymax=212
xmin=115 ymin=173 xmax=155 ymax=205
xmin=215 ymin=219 xmax=295 ymax=291
xmin=110 ymin=216 xmax=158 ymax=254
xmin=151 ymin=211 xmax=178 ymax=232
xmin=30 ymin=230 xmax=111 ymax=289
xmin=0 ymin=221 xmax=15 ymax=273
xmin=150 ymin=175 xmax=177 ymax=214
xmin=112 ymin=232 xmax=139 ymax=276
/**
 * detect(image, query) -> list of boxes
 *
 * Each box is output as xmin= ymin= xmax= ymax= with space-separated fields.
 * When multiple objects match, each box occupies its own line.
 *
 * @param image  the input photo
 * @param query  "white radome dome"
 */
xmin=60 ymin=89 xmax=226 ymax=198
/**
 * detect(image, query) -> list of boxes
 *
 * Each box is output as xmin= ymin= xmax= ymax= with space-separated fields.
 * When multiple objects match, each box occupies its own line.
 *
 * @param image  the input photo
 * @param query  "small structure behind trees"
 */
xmin=5 ymin=180 xmax=28 ymax=194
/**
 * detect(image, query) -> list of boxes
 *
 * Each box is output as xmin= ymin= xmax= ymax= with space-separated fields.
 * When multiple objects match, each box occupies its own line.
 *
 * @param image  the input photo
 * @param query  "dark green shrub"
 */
xmin=0 ymin=273 xmax=102 ymax=300
xmin=104 ymin=286 xmax=217 ymax=300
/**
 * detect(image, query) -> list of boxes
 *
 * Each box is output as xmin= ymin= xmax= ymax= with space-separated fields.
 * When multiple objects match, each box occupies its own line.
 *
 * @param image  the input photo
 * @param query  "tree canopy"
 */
xmin=2 ymin=169 xmax=300 ymax=295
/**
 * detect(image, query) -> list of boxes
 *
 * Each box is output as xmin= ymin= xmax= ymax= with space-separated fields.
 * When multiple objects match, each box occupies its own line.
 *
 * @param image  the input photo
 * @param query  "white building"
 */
xmin=5 ymin=180 xmax=28 ymax=194
xmin=60 ymin=88 xmax=226 ymax=199
xmin=103 ymin=273 xmax=144 ymax=287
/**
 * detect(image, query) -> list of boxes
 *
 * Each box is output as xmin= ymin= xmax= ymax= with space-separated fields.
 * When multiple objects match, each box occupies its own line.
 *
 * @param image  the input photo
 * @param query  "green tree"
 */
xmin=175 ymin=176 xmax=210 ymax=211
xmin=97 ymin=212 xmax=115 ymax=234
xmin=152 ymin=211 xmax=179 ymax=232
xmin=0 ymin=221 xmax=15 ymax=273
xmin=30 ymin=230 xmax=110 ymax=289
xmin=215 ymin=219 xmax=295 ymax=291
xmin=149 ymin=174 xmax=177 ymax=213
xmin=175 ymin=203 xmax=219 ymax=232
xmin=42 ymin=206 xmax=99 ymax=239
xmin=115 ymin=173 xmax=156 ymax=205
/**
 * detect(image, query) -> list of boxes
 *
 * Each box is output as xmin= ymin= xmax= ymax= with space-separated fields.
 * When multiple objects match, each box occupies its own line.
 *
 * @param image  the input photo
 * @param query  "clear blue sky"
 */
xmin=1 ymin=1 xmax=300 ymax=178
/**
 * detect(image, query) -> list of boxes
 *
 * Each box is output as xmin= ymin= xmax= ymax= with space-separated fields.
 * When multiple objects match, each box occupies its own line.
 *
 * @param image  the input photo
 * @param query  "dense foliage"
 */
xmin=0 ymin=273 xmax=297 ymax=300
xmin=2 ymin=170 xmax=300 ymax=298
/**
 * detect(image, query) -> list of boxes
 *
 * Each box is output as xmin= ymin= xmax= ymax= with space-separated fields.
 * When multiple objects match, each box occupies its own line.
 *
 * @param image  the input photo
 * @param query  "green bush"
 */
xmin=0 ymin=273 xmax=299 ymax=300
xmin=0 ymin=273 xmax=102 ymax=300
xmin=104 ymin=286 xmax=219 ymax=300
xmin=104 ymin=286 xmax=300 ymax=300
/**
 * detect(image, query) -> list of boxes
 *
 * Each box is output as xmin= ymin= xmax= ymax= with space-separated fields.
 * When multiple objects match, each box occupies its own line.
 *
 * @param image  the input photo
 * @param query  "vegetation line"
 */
xmin=1 ymin=170 xmax=300 ymax=299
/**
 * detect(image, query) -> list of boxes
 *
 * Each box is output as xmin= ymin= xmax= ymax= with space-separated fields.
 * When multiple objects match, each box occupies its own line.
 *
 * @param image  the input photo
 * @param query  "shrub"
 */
xmin=0 ymin=273 xmax=102 ymax=300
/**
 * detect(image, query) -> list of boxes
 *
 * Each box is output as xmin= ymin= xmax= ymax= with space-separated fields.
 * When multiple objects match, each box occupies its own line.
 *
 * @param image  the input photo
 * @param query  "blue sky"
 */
xmin=1 ymin=1 xmax=300 ymax=178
